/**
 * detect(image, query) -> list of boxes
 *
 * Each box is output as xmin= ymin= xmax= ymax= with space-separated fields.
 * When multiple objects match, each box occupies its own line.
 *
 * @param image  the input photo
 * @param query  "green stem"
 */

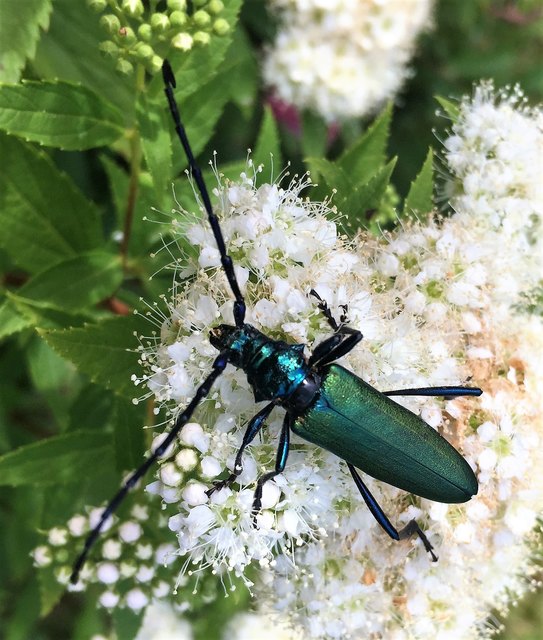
xmin=120 ymin=64 xmax=146 ymax=270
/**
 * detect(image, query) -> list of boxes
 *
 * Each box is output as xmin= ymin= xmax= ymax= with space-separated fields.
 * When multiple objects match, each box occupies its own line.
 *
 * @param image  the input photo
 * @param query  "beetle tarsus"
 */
xmin=398 ymin=520 xmax=438 ymax=562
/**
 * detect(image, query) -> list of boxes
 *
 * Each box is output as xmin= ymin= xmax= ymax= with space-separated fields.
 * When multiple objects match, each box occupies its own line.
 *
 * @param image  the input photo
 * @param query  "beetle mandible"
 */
xmin=70 ymin=60 xmax=481 ymax=583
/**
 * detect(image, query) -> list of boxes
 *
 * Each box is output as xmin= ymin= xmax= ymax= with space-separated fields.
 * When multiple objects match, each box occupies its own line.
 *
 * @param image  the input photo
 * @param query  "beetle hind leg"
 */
xmin=396 ymin=520 xmax=438 ymax=562
xmin=347 ymin=463 xmax=438 ymax=562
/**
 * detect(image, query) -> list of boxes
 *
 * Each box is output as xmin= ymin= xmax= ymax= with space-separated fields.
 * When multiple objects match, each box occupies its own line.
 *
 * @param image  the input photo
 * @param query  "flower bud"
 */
xmin=88 ymin=0 xmax=107 ymax=12
xmin=138 ymin=23 xmax=152 ymax=41
xmin=116 ymin=58 xmax=134 ymax=75
xmin=149 ymin=55 xmax=163 ymax=74
xmin=99 ymin=40 xmax=119 ymax=60
xmin=135 ymin=43 xmax=154 ymax=62
xmin=193 ymin=31 xmax=211 ymax=46
xmin=208 ymin=0 xmax=224 ymax=14
xmin=117 ymin=26 xmax=136 ymax=45
xmin=121 ymin=0 xmax=144 ymax=19
xmin=193 ymin=9 xmax=211 ymax=27
xmin=150 ymin=13 xmax=170 ymax=32
xmin=167 ymin=0 xmax=186 ymax=10
xmin=169 ymin=10 xmax=187 ymax=28
xmin=100 ymin=14 xmax=121 ymax=35
xmin=213 ymin=18 xmax=230 ymax=36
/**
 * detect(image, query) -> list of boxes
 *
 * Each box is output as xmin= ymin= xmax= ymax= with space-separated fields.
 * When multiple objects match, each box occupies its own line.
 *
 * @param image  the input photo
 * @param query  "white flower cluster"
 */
xmin=263 ymin=0 xmax=434 ymax=121
xmin=35 ymin=84 xmax=543 ymax=638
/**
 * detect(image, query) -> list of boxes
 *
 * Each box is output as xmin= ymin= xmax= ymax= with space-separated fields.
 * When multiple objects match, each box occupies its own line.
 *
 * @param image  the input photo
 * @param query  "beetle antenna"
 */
xmin=162 ymin=60 xmax=246 ymax=327
xmin=70 ymin=351 xmax=229 ymax=584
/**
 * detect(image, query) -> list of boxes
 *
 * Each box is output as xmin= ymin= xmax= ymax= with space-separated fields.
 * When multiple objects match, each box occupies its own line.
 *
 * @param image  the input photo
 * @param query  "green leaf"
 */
xmin=38 ymin=566 xmax=64 ymax=617
xmin=39 ymin=313 xmax=149 ymax=398
xmin=305 ymin=157 xmax=352 ymax=198
xmin=0 ymin=81 xmax=125 ymax=150
xmin=157 ymin=0 xmax=243 ymax=102
xmin=435 ymin=96 xmax=461 ymax=122
xmin=302 ymin=110 xmax=328 ymax=159
xmin=16 ymin=251 xmax=123 ymax=311
xmin=171 ymin=48 xmax=246 ymax=173
xmin=33 ymin=0 xmax=135 ymax=115
xmin=101 ymin=158 xmax=162 ymax=260
xmin=113 ymin=397 xmax=146 ymax=473
xmin=0 ymin=132 xmax=101 ymax=273
xmin=253 ymin=106 xmax=282 ymax=176
xmin=137 ymin=93 xmax=173 ymax=206
xmin=0 ymin=0 xmax=52 ymax=83
xmin=4 ymin=291 xmax=91 ymax=331
xmin=404 ymin=148 xmax=434 ymax=215
xmin=0 ymin=298 xmax=33 ymax=340
xmin=338 ymin=103 xmax=392 ymax=179
xmin=0 ymin=431 xmax=113 ymax=486
xmin=341 ymin=158 xmax=397 ymax=232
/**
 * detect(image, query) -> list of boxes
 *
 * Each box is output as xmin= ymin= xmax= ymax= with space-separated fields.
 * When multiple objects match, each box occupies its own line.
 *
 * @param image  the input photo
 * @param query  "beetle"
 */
xmin=70 ymin=59 xmax=481 ymax=583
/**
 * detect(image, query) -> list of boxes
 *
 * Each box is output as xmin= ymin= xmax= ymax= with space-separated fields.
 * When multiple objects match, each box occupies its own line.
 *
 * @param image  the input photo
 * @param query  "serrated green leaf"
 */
xmin=154 ymin=0 xmax=243 ymax=101
xmin=171 ymin=50 xmax=246 ymax=174
xmin=253 ymin=106 xmax=282 ymax=176
xmin=33 ymin=0 xmax=134 ymax=114
xmin=39 ymin=313 xmax=149 ymax=398
xmin=38 ymin=566 xmax=65 ymax=617
xmin=27 ymin=335 xmax=77 ymax=394
xmin=113 ymin=397 xmax=146 ymax=473
xmin=27 ymin=335 xmax=80 ymax=427
xmin=404 ymin=148 xmax=434 ymax=215
xmin=301 ymin=110 xmax=328 ymax=159
xmin=137 ymin=93 xmax=173 ymax=206
xmin=338 ymin=103 xmax=392 ymax=179
xmin=305 ymin=157 xmax=352 ymax=198
xmin=67 ymin=384 xmax=115 ymax=434
xmin=0 ymin=298 xmax=33 ymax=340
xmin=0 ymin=0 xmax=52 ymax=83
xmin=4 ymin=291 xmax=91 ymax=331
xmin=101 ymin=158 xmax=163 ymax=262
xmin=0 ymin=81 xmax=125 ymax=150
xmin=341 ymin=158 xmax=397 ymax=232
xmin=0 ymin=431 xmax=113 ymax=486
xmin=16 ymin=251 xmax=123 ymax=311
xmin=0 ymin=133 xmax=101 ymax=273
xmin=435 ymin=96 xmax=461 ymax=122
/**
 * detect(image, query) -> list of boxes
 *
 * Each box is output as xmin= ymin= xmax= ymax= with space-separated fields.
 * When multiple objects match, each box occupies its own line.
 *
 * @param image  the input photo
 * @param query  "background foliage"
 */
xmin=0 ymin=0 xmax=542 ymax=638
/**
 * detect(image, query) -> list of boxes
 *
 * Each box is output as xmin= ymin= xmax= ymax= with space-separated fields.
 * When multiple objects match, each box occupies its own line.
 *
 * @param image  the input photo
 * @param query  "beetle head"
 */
xmin=209 ymin=324 xmax=238 ymax=352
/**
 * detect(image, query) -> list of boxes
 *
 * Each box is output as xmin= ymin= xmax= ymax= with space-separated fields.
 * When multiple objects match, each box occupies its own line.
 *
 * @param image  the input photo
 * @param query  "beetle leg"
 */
xmin=70 ymin=351 xmax=229 ymax=585
xmin=309 ymin=327 xmax=363 ymax=368
xmin=252 ymin=413 xmax=291 ymax=524
xmin=384 ymin=386 xmax=482 ymax=398
xmin=310 ymin=288 xmax=344 ymax=331
xmin=347 ymin=463 xmax=438 ymax=562
xmin=206 ymin=402 xmax=275 ymax=497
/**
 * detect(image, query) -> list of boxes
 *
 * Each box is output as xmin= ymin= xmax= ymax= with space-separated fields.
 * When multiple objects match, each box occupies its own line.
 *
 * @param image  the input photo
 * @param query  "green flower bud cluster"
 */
xmin=89 ymin=0 xmax=230 ymax=75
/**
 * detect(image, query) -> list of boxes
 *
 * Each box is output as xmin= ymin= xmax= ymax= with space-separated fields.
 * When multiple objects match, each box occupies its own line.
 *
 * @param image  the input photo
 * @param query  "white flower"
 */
xmin=135 ymin=601 xmax=192 ymax=640
xmin=264 ymin=0 xmax=434 ymax=120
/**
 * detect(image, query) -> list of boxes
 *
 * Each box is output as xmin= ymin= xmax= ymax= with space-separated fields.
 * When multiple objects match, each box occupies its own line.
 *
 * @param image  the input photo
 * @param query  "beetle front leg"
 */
xmin=347 ymin=463 xmax=438 ymax=562
xmin=252 ymin=413 xmax=291 ymax=524
xmin=206 ymin=402 xmax=275 ymax=497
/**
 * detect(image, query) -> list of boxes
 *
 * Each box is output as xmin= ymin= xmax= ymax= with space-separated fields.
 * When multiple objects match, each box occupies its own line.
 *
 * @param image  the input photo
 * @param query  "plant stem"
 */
xmin=120 ymin=64 xmax=145 ymax=270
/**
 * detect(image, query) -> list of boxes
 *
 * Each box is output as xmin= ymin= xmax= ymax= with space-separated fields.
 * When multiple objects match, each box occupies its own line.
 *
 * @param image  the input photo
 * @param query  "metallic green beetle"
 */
xmin=70 ymin=60 xmax=480 ymax=583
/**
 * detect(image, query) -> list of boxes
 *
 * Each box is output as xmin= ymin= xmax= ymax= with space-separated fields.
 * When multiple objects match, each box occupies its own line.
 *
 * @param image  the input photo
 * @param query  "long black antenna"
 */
xmin=162 ymin=60 xmax=246 ymax=327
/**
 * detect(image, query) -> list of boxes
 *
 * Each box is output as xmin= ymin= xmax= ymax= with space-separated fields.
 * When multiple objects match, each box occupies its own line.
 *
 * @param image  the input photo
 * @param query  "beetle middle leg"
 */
xmin=206 ymin=401 xmax=275 ymax=497
xmin=252 ymin=413 xmax=292 ymax=524
xmin=347 ymin=463 xmax=438 ymax=562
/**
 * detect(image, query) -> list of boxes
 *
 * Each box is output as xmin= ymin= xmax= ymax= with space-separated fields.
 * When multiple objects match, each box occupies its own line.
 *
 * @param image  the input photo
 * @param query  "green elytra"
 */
xmin=70 ymin=60 xmax=481 ymax=583
xmin=294 ymin=364 xmax=477 ymax=503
